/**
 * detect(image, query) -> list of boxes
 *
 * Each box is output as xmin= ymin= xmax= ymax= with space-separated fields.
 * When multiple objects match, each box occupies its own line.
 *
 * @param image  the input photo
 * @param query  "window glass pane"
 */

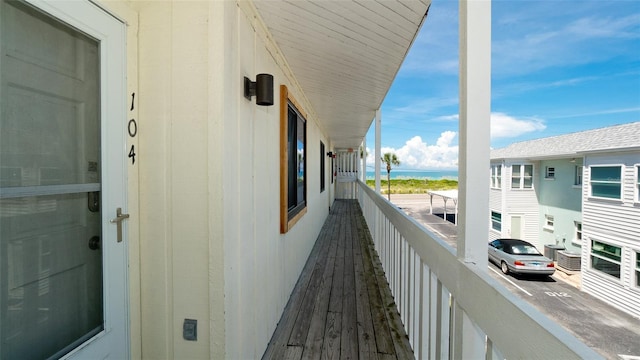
xmin=636 ymin=252 xmax=640 ymax=287
xmin=591 ymin=183 xmax=621 ymax=199
xmin=524 ymin=165 xmax=533 ymax=177
xmin=512 ymin=165 xmax=520 ymax=177
xmin=591 ymin=166 xmax=621 ymax=182
xmin=1 ymin=2 xmax=103 ymax=358
xmin=287 ymin=108 xmax=297 ymax=210
xmin=286 ymin=102 xmax=306 ymax=219
xmin=575 ymin=166 xmax=583 ymax=185
xmin=591 ymin=256 xmax=621 ymax=278
xmin=591 ymin=241 xmax=621 ymax=262
xmin=523 ymin=176 xmax=533 ymax=188
xmin=296 ymin=117 xmax=305 ymax=204
xmin=491 ymin=211 xmax=501 ymax=231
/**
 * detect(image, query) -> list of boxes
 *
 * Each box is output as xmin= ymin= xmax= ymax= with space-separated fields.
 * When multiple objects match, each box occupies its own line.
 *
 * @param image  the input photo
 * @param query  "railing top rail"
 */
xmin=357 ymin=180 xmax=602 ymax=359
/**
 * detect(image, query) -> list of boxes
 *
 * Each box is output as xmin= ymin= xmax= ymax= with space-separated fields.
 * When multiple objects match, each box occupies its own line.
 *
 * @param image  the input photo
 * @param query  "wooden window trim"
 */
xmin=280 ymin=85 xmax=308 ymax=233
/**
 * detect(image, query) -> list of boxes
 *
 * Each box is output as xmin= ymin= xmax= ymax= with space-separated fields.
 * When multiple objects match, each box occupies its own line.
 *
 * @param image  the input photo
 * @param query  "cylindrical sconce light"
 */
xmin=244 ymin=73 xmax=274 ymax=106
xmin=255 ymin=74 xmax=274 ymax=106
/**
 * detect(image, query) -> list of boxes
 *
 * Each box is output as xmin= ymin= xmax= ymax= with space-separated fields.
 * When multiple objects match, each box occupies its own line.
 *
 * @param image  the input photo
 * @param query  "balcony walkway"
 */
xmin=262 ymin=199 xmax=413 ymax=359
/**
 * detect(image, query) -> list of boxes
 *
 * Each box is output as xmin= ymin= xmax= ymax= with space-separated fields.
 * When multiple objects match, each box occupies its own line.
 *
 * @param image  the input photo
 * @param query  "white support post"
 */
xmin=375 ymin=108 xmax=382 ymax=194
xmin=458 ymin=0 xmax=490 ymax=268
xmin=362 ymin=138 xmax=367 ymax=182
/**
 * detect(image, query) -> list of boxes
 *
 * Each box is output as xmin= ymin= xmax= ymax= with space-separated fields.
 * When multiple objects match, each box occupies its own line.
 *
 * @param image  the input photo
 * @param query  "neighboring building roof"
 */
xmin=491 ymin=121 xmax=640 ymax=160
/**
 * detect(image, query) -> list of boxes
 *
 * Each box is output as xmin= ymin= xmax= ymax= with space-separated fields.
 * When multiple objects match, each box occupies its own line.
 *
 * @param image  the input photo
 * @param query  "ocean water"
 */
xmin=366 ymin=170 xmax=458 ymax=180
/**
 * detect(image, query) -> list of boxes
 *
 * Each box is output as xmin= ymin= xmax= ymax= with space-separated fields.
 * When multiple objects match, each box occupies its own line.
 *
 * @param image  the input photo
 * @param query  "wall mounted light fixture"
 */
xmin=244 ymin=73 xmax=274 ymax=106
xmin=326 ymin=151 xmax=333 ymax=158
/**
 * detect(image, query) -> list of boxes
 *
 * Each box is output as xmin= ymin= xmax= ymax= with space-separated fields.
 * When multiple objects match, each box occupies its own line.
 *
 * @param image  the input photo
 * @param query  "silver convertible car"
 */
xmin=488 ymin=239 xmax=555 ymax=276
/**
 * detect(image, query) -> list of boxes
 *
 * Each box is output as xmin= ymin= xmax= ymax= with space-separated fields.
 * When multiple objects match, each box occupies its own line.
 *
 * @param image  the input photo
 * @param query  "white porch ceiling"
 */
xmin=253 ymin=0 xmax=431 ymax=149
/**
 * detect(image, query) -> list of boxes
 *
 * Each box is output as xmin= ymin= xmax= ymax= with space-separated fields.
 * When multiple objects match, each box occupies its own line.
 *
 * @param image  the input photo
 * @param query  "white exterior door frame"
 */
xmin=7 ymin=1 xmax=129 ymax=358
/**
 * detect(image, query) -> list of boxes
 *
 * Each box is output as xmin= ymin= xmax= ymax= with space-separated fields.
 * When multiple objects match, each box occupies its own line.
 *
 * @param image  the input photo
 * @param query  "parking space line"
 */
xmin=488 ymin=266 xmax=533 ymax=297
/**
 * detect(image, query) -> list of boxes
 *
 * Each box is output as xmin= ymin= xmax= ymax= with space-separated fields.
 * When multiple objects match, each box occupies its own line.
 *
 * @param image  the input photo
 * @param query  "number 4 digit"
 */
xmin=129 ymin=145 xmax=136 ymax=164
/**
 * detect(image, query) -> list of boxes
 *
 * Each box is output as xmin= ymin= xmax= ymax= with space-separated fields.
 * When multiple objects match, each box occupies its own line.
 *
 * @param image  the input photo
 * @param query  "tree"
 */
xmin=381 ymin=152 xmax=400 ymax=200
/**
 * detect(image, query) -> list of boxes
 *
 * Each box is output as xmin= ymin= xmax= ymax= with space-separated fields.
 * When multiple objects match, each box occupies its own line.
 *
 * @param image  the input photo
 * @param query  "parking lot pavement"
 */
xmin=390 ymin=194 xmax=640 ymax=359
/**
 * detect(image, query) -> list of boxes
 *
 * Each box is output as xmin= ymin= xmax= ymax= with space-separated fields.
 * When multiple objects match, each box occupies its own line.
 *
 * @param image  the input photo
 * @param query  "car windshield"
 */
xmin=510 ymin=244 xmax=541 ymax=255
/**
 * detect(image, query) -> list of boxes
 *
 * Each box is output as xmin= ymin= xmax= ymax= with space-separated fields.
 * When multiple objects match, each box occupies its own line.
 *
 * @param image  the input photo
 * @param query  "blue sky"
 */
xmin=366 ymin=0 xmax=640 ymax=170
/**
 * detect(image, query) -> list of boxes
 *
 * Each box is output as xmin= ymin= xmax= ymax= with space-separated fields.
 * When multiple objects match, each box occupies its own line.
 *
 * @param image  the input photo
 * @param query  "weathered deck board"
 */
xmin=263 ymin=200 xmax=414 ymax=359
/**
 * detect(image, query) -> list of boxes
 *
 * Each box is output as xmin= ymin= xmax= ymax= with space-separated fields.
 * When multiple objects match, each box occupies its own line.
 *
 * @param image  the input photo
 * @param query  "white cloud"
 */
xmin=364 ymin=114 xmax=546 ymax=169
xmin=367 ymin=132 xmax=459 ymax=170
xmin=491 ymin=113 xmax=546 ymax=138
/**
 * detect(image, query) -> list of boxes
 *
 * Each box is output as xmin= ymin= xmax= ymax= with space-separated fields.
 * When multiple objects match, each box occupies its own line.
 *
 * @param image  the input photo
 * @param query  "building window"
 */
xmin=280 ymin=85 xmax=307 ymax=233
xmin=288 ymin=104 xmax=306 ymax=216
xmin=320 ymin=141 xmax=325 ymax=193
xmin=511 ymin=164 xmax=533 ymax=189
xmin=491 ymin=211 xmax=501 ymax=232
xmin=573 ymin=221 xmax=582 ymax=245
xmin=490 ymin=165 xmax=502 ymax=189
xmin=636 ymin=252 xmax=640 ymax=287
xmin=590 ymin=166 xmax=621 ymax=199
xmin=545 ymin=166 xmax=555 ymax=179
xmin=590 ymin=240 xmax=621 ymax=279
xmin=543 ymin=214 xmax=554 ymax=231
xmin=574 ymin=165 xmax=583 ymax=186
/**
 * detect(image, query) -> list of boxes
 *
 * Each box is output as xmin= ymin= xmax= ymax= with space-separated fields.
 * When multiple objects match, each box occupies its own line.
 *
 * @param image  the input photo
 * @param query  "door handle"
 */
xmin=110 ymin=207 xmax=129 ymax=243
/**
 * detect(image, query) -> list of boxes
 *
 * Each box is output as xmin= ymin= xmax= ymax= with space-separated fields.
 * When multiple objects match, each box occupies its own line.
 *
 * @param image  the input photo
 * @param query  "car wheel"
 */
xmin=501 ymin=261 xmax=509 ymax=275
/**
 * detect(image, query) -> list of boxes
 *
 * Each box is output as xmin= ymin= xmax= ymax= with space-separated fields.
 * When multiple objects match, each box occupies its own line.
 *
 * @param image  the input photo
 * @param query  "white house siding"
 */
xmin=224 ymin=3 xmax=332 ymax=358
xmin=502 ymin=162 xmax=542 ymax=249
xmin=111 ymin=1 xmax=335 ymax=358
xmin=582 ymin=152 xmax=640 ymax=319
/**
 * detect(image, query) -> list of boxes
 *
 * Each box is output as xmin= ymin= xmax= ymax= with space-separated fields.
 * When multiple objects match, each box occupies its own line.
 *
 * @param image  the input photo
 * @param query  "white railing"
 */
xmin=335 ymin=150 xmax=359 ymax=199
xmin=357 ymin=181 xmax=602 ymax=359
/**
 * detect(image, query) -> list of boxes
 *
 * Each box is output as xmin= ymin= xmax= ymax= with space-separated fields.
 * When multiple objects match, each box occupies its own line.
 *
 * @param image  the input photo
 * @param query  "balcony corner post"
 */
xmin=375 ymin=108 xmax=382 ymax=194
xmin=458 ymin=0 xmax=491 ymax=269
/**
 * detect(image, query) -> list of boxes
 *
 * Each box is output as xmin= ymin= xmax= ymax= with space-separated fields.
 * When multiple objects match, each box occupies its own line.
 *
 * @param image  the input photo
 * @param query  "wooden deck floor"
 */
xmin=263 ymin=200 xmax=414 ymax=360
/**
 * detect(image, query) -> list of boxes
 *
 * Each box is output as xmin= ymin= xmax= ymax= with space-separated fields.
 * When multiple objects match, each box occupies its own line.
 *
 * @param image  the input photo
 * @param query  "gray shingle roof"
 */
xmin=491 ymin=122 xmax=640 ymax=159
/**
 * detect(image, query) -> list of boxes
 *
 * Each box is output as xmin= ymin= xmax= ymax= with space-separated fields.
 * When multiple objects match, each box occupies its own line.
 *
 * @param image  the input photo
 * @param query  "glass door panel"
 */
xmin=1 ymin=0 xmax=102 ymax=358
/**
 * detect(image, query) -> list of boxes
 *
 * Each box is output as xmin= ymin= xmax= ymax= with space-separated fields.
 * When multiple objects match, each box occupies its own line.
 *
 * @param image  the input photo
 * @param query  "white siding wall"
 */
xmin=226 ymin=3 xmax=332 ymax=358
xmin=131 ymin=1 xmax=332 ymax=358
xmin=582 ymin=153 xmax=640 ymax=319
xmin=135 ymin=2 xmax=214 ymax=358
xmin=503 ymin=162 xmax=541 ymax=249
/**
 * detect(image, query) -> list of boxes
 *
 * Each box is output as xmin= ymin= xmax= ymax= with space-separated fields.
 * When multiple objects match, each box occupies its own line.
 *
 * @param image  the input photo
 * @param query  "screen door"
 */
xmin=0 ymin=0 xmax=128 ymax=358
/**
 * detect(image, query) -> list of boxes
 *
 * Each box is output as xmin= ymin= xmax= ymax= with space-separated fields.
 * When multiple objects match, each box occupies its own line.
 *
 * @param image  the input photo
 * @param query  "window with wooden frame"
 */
xmin=280 ymin=85 xmax=307 ymax=233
